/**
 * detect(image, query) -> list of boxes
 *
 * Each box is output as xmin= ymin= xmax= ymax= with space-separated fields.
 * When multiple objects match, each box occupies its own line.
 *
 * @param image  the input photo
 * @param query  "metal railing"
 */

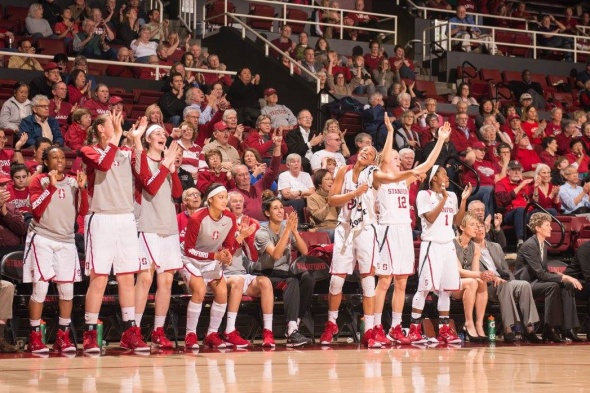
xmin=443 ymin=155 xmax=481 ymax=197
xmin=222 ymin=14 xmax=321 ymax=93
xmin=523 ymin=201 xmax=566 ymax=249
xmin=200 ymin=0 xmax=397 ymax=43
xmin=422 ymin=21 xmax=590 ymax=64
xmin=146 ymin=0 xmax=164 ymax=22
xmin=179 ymin=0 xmax=199 ymax=33
xmin=0 ymin=50 xmax=237 ymax=82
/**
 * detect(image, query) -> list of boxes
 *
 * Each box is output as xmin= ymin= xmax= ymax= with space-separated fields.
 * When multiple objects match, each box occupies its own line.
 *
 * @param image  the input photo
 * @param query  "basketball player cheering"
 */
xmin=374 ymin=115 xmax=452 ymax=345
xmin=408 ymin=165 xmax=472 ymax=344
xmin=81 ymin=111 xmax=148 ymax=353
xmin=319 ymin=124 xmax=423 ymax=348
xmin=25 ymin=147 xmax=88 ymax=353
xmin=132 ymin=123 xmax=184 ymax=349
xmin=180 ymin=183 xmax=241 ymax=350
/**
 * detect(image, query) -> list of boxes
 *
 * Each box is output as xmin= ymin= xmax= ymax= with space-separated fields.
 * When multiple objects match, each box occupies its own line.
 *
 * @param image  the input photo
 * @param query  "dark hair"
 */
xmin=479 ymin=98 xmax=493 ymax=115
xmin=10 ymin=163 xmax=27 ymax=178
xmin=34 ymin=137 xmax=52 ymax=150
xmin=241 ymin=148 xmax=262 ymax=167
xmin=312 ymin=168 xmax=330 ymax=188
xmin=169 ymin=71 xmax=183 ymax=83
xmin=351 ymin=45 xmax=363 ymax=57
xmin=12 ymin=81 xmax=28 ymax=92
xmin=205 ymin=182 xmax=225 ymax=200
xmin=17 ymin=38 xmax=32 ymax=49
xmin=53 ymin=53 xmax=68 ymax=64
xmin=180 ymin=52 xmax=194 ymax=67
xmin=456 ymin=82 xmax=471 ymax=96
xmin=41 ymin=146 xmax=63 ymax=174
xmin=262 ymin=195 xmax=282 ymax=218
xmin=521 ymin=68 xmax=530 ymax=79
xmin=570 ymin=138 xmax=583 ymax=149
xmin=68 ymin=69 xmax=86 ymax=87
xmin=496 ymin=142 xmax=511 ymax=155
xmin=542 ymin=136 xmax=556 ymax=149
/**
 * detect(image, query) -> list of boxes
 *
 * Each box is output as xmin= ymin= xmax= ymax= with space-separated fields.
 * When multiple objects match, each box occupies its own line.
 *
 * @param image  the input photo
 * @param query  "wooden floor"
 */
xmin=1 ymin=342 xmax=589 ymax=392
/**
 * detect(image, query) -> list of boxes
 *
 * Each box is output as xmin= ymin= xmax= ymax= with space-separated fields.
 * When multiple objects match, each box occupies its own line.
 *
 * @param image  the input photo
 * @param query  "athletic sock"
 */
xmin=154 ymin=315 xmax=166 ymax=329
xmin=58 ymin=317 xmax=71 ymax=331
xmin=411 ymin=312 xmax=422 ymax=320
xmin=85 ymin=312 xmax=99 ymax=330
xmin=186 ymin=301 xmax=202 ymax=335
xmin=121 ymin=307 xmax=136 ymax=329
xmin=328 ymin=310 xmax=338 ymax=324
xmin=364 ymin=315 xmax=375 ymax=331
xmin=391 ymin=312 xmax=402 ymax=328
xmin=287 ymin=321 xmax=298 ymax=336
xmin=263 ymin=314 xmax=273 ymax=331
xmin=135 ymin=314 xmax=143 ymax=327
xmin=374 ymin=313 xmax=382 ymax=327
xmin=225 ymin=312 xmax=237 ymax=334
xmin=30 ymin=319 xmax=41 ymax=332
xmin=207 ymin=302 xmax=227 ymax=336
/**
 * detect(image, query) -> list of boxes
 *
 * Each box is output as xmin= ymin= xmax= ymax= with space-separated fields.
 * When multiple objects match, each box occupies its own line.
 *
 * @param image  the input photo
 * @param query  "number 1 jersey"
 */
xmin=416 ymin=190 xmax=458 ymax=243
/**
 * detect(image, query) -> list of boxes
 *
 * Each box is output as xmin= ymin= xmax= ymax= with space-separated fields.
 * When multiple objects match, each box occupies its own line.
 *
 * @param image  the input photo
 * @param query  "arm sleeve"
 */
xmin=29 ymin=175 xmax=56 ymax=222
xmin=132 ymin=151 xmax=171 ymax=196
xmin=261 ymin=154 xmax=280 ymax=190
xmin=184 ymin=214 xmax=215 ymax=260
xmin=80 ymin=144 xmax=119 ymax=172
xmin=255 ymin=227 xmax=271 ymax=255
xmin=77 ymin=187 xmax=89 ymax=217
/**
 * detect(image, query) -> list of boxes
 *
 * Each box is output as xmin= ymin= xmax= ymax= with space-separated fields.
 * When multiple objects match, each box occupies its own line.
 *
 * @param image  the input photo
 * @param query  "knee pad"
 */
xmin=31 ymin=281 xmax=49 ymax=304
xmin=329 ymin=275 xmax=345 ymax=295
xmin=361 ymin=276 xmax=376 ymax=298
xmin=57 ymin=283 xmax=74 ymax=301
xmin=437 ymin=291 xmax=451 ymax=312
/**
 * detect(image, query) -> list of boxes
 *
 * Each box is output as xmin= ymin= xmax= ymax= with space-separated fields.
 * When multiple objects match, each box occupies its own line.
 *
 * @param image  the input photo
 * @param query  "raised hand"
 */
xmin=48 ymin=169 xmax=59 ymax=187
xmin=286 ymin=211 xmax=299 ymax=232
xmin=239 ymin=220 xmax=256 ymax=239
xmin=462 ymin=182 xmax=473 ymax=199
xmin=384 ymin=112 xmax=393 ymax=133
xmin=129 ymin=116 xmax=148 ymax=140
xmin=484 ymin=214 xmax=492 ymax=232
xmin=15 ymin=133 xmax=28 ymax=150
xmin=76 ymin=170 xmax=87 ymax=189
xmin=437 ymin=121 xmax=452 ymax=140
xmin=163 ymin=141 xmax=180 ymax=171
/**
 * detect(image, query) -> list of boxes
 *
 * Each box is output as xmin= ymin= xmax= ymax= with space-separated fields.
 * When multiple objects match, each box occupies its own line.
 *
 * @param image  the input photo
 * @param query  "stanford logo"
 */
xmin=212 ymin=231 xmax=219 ymax=240
xmin=58 ymin=189 xmax=66 ymax=199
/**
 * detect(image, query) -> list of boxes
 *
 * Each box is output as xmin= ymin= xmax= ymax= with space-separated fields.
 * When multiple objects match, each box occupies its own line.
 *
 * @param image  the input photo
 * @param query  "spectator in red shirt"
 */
xmin=561 ymin=7 xmax=578 ymax=35
xmin=565 ymin=139 xmax=590 ymax=178
xmin=520 ymin=105 xmax=544 ymax=146
xmin=363 ymin=40 xmax=383 ymax=73
xmin=49 ymin=81 xmax=73 ymax=133
xmin=64 ymin=108 xmax=92 ymax=151
xmin=450 ymin=112 xmax=479 ymax=153
xmin=242 ymin=115 xmax=288 ymax=161
xmin=512 ymin=131 xmax=541 ymax=173
xmin=556 ymin=120 xmax=580 ymax=155
xmin=532 ymin=163 xmax=561 ymax=216
xmin=464 ymin=141 xmax=506 ymax=215
xmin=196 ymin=149 xmax=232 ymax=195
xmin=389 ymin=45 xmax=416 ymax=81
xmin=495 ymin=160 xmax=534 ymax=246
xmin=7 ymin=163 xmax=31 ymax=216
xmin=270 ymin=25 xmax=295 ymax=59
xmin=67 ymin=69 xmax=91 ymax=107
xmin=510 ymin=2 xmax=536 ymax=30
xmin=539 ymin=136 xmax=559 ymax=169
xmin=544 ymin=107 xmax=563 ymax=137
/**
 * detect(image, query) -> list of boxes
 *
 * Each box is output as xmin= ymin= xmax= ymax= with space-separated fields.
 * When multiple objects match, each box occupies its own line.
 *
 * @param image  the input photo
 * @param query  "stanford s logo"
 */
xmin=58 ymin=189 xmax=66 ymax=199
xmin=212 ymin=231 xmax=219 ymax=240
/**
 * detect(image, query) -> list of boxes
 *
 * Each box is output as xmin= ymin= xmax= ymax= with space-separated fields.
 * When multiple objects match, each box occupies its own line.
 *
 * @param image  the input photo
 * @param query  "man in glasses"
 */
xmin=19 ymin=95 xmax=63 ymax=148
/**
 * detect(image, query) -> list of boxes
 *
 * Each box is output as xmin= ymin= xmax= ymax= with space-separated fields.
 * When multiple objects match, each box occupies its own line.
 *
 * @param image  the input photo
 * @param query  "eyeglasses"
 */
xmin=35 ymin=104 xmax=50 ymax=108
xmin=299 ymin=116 xmax=312 ymax=120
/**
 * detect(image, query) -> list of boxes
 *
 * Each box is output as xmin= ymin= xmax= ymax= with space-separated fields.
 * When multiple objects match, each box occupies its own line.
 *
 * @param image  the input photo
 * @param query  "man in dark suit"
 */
xmin=285 ymin=109 xmax=323 ymax=174
xmin=473 ymin=223 xmax=540 ymax=343
xmin=565 ymin=241 xmax=590 ymax=307
xmin=514 ymin=212 xmax=583 ymax=342
xmin=299 ymin=48 xmax=325 ymax=83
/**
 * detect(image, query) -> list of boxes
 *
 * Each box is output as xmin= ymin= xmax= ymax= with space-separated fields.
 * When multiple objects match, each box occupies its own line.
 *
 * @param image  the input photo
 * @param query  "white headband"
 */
xmin=429 ymin=165 xmax=439 ymax=185
xmin=145 ymin=124 xmax=163 ymax=138
xmin=207 ymin=186 xmax=227 ymax=200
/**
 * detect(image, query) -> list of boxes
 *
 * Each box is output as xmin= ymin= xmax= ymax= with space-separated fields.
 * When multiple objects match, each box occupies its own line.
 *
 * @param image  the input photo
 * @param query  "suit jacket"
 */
xmin=564 ymin=240 xmax=590 ymax=285
xmin=285 ymin=126 xmax=321 ymax=161
xmin=484 ymin=241 xmax=514 ymax=281
xmin=514 ymin=235 xmax=562 ymax=284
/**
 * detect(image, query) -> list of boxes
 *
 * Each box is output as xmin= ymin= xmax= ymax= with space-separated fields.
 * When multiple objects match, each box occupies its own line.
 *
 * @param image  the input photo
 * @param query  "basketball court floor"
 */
xmin=1 ymin=341 xmax=588 ymax=392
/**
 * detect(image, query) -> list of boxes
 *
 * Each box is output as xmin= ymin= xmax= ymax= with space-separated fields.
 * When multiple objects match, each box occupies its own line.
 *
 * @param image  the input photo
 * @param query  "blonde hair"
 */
xmin=322 ymin=119 xmax=340 ymax=134
xmin=529 ymin=212 xmax=552 ymax=233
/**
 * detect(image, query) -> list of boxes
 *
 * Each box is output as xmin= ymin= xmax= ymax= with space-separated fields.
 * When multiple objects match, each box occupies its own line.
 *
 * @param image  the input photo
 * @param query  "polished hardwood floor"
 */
xmin=1 ymin=340 xmax=589 ymax=393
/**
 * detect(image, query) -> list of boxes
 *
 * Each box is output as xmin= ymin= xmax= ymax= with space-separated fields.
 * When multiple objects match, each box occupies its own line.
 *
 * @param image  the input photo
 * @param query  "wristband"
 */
xmin=14 ymin=149 xmax=21 ymax=152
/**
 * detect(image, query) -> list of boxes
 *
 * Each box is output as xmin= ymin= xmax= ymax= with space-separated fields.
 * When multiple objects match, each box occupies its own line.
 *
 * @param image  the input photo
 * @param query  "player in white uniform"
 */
xmin=133 ymin=124 xmax=184 ymax=349
xmin=408 ymin=165 xmax=472 ymax=344
xmin=24 ymin=147 xmax=88 ymax=353
xmin=374 ymin=115 xmax=452 ymax=345
xmin=180 ymin=184 xmax=241 ymax=350
xmin=225 ymin=191 xmax=276 ymax=348
xmin=81 ymin=112 xmax=148 ymax=353
xmin=319 ymin=138 xmax=422 ymax=348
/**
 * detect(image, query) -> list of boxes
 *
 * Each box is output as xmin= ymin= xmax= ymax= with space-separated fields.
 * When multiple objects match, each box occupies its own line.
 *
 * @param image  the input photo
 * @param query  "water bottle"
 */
xmin=40 ymin=320 xmax=47 ymax=344
xmin=97 ymin=320 xmax=104 ymax=349
xmin=487 ymin=315 xmax=496 ymax=342
xmin=359 ymin=317 xmax=365 ymax=342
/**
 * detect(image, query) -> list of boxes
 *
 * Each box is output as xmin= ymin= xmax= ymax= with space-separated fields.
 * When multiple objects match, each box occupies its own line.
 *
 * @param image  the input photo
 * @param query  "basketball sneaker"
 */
xmin=361 ymin=328 xmax=382 ymax=348
xmin=437 ymin=324 xmax=462 ymax=344
xmin=373 ymin=325 xmax=390 ymax=346
xmin=54 ymin=329 xmax=76 ymax=352
xmin=204 ymin=332 xmax=227 ymax=348
xmin=224 ymin=330 xmax=250 ymax=348
xmin=320 ymin=321 xmax=339 ymax=345
xmin=151 ymin=327 xmax=173 ymax=349
xmin=286 ymin=329 xmax=312 ymax=347
xmin=83 ymin=330 xmax=100 ymax=353
xmin=262 ymin=329 xmax=276 ymax=348
xmin=28 ymin=330 xmax=49 ymax=353
xmin=184 ymin=332 xmax=199 ymax=350
xmin=387 ymin=324 xmax=411 ymax=345
xmin=407 ymin=323 xmax=428 ymax=344
xmin=120 ymin=326 xmax=150 ymax=352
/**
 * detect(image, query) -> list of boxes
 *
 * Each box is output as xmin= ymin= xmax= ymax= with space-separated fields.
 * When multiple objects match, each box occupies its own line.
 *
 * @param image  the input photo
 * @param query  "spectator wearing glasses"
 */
xmin=0 ymin=82 xmax=32 ymax=132
xmin=243 ymin=115 xmax=288 ymax=162
xmin=310 ymin=131 xmax=346 ymax=173
xmin=285 ymin=110 xmax=323 ymax=174
xmin=19 ymin=95 xmax=63 ymax=148
xmin=29 ymin=62 xmax=62 ymax=99
xmin=558 ymin=165 xmax=590 ymax=214
xmin=106 ymin=47 xmax=135 ymax=78
xmin=8 ymin=39 xmax=43 ymax=71
xmin=270 ymin=25 xmax=295 ymax=59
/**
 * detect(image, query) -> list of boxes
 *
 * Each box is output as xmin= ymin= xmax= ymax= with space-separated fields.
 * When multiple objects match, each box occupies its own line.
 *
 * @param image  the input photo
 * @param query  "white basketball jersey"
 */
xmin=416 ymin=190 xmax=458 ymax=243
xmin=337 ymin=165 xmax=378 ymax=229
xmin=377 ymin=180 xmax=411 ymax=225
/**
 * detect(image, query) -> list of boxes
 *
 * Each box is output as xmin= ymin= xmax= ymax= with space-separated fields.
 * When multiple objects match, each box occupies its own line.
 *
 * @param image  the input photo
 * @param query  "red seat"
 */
xmin=299 ymin=231 xmax=331 ymax=248
xmin=575 ymin=224 xmax=590 ymax=250
xmin=4 ymin=6 xmax=28 ymax=34
xmin=456 ymin=65 xmax=479 ymax=82
xmin=469 ymin=81 xmax=491 ymax=101
xmin=133 ymin=89 xmax=164 ymax=104
xmin=547 ymin=74 xmax=572 ymax=91
xmin=205 ymin=0 xmax=236 ymax=26
xmin=414 ymin=80 xmax=447 ymax=102
xmin=529 ymin=73 xmax=549 ymax=89
xmin=501 ymin=70 xmax=522 ymax=84
xmin=494 ymin=31 xmax=513 ymax=55
xmin=36 ymin=38 xmax=67 ymax=56
xmin=248 ymin=4 xmax=276 ymax=31
xmin=510 ymin=34 xmax=532 ymax=58
xmin=479 ymin=68 xmax=502 ymax=84
xmin=338 ymin=112 xmax=363 ymax=134
xmin=551 ymin=91 xmax=580 ymax=112
xmin=547 ymin=217 xmax=573 ymax=255
xmin=286 ymin=8 xmax=308 ymax=34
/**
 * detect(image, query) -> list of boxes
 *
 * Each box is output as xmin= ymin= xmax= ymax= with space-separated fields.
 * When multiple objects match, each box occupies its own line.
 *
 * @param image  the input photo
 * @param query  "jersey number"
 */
xmin=397 ymin=196 xmax=407 ymax=209
xmin=347 ymin=199 xmax=357 ymax=210
xmin=444 ymin=214 xmax=449 ymax=226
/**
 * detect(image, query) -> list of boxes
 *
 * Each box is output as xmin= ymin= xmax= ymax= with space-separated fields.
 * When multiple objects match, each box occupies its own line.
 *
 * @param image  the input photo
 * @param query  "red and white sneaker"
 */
xmin=361 ymin=328 xmax=382 ymax=348
xmin=387 ymin=324 xmax=411 ymax=345
xmin=437 ymin=324 xmax=462 ymax=344
xmin=262 ymin=329 xmax=275 ymax=348
xmin=28 ymin=330 xmax=49 ymax=353
xmin=83 ymin=330 xmax=100 ymax=353
xmin=224 ymin=330 xmax=249 ymax=348
xmin=407 ymin=324 xmax=428 ymax=344
xmin=184 ymin=332 xmax=199 ymax=350
xmin=320 ymin=321 xmax=339 ymax=345
xmin=151 ymin=327 xmax=173 ymax=349
xmin=120 ymin=326 xmax=150 ymax=352
xmin=54 ymin=329 xmax=76 ymax=352
xmin=373 ymin=325 xmax=390 ymax=346
xmin=203 ymin=332 xmax=227 ymax=348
